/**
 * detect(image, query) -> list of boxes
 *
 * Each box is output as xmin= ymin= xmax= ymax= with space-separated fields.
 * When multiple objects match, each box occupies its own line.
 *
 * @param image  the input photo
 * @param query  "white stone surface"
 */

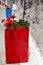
xmin=0 ymin=6 xmax=43 ymax=65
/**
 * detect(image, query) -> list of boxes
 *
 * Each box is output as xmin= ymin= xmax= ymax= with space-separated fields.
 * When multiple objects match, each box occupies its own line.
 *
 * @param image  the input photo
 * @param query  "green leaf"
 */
xmin=12 ymin=19 xmax=30 ymax=29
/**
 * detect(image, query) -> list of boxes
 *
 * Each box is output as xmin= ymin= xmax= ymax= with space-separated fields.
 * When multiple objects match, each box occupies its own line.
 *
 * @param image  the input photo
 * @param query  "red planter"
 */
xmin=5 ymin=28 xmax=29 ymax=63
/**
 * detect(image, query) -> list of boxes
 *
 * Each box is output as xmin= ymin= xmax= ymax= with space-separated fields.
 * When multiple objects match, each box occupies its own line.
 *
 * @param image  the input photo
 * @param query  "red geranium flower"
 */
xmin=7 ymin=18 xmax=10 ymax=20
xmin=10 ymin=15 xmax=16 ymax=19
xmin=5 ymin=4 xmax=8 ymax=7
xmin=2 ymin=3 xmax=5 ymax=6
xmin=5 ymin=19 xmax=12 ymax=27
xmin=2 ymin=19 xmax=5 ymax=23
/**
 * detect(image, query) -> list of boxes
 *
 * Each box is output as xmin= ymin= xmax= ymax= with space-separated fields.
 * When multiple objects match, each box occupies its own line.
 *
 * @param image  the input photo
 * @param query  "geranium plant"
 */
xmin=2 ymin=15 xmax=30 ymax=63
xmin=2 ymin=15 xmax=30 ymax=30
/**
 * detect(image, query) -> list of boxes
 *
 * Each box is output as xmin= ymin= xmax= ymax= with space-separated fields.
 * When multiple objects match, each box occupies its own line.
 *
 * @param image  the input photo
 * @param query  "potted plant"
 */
xmin=2 ymin=15 xmax=30 ymax=63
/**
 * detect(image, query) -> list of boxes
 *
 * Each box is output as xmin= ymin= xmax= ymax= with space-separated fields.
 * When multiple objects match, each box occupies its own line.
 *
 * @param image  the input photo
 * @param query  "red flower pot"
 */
xmin=5 ymin=28 xmax=29 ymax=63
